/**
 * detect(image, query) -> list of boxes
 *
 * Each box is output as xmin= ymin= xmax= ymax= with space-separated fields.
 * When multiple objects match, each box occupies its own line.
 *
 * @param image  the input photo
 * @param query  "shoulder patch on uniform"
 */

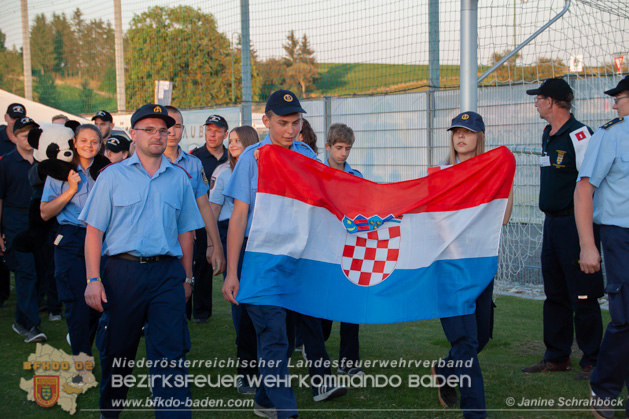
xmin=601 ymin=117 xmax=624 ymax=130
xmin=172 ymin=162 xmax=192 ymax=179
xmin=200 ymin=167 xmax=209 ymax=185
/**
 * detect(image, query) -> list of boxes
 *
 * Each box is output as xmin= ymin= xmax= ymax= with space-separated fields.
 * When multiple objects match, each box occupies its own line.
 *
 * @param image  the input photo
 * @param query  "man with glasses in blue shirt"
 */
xmin=81 ymin=104 xmax=204 ymax=419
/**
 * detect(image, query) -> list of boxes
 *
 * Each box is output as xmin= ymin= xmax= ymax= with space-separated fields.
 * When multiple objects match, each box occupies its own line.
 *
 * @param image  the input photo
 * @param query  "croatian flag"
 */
xmin=237 ymin=145 xmax=515 ymax=324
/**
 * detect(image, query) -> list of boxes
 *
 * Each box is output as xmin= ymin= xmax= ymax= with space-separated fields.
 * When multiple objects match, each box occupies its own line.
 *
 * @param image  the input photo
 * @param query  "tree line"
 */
xmin=0 ymin=5 xmax=320 ymax=112
xmin=1 ymin=5 xmax=603 ymax=114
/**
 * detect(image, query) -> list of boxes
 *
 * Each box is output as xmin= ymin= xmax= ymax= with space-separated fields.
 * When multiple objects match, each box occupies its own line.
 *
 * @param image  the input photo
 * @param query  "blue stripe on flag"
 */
xmin=237 ymin=252 xmax=497 ymax=324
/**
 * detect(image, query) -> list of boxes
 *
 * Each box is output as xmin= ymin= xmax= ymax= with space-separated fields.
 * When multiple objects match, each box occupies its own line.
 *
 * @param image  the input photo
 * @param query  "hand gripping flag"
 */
xmin=237 ymin=145 xmax=516 ymax=324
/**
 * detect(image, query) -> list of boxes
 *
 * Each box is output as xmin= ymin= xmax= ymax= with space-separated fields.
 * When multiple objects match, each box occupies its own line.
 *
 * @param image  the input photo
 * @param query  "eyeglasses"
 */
xmin=613 ymin=95 xmax=629 ymax=104
xmin=133 ymin=127 xmax=169 ymax=136
xmin=534 ymin=96 xmax=548 ymax=103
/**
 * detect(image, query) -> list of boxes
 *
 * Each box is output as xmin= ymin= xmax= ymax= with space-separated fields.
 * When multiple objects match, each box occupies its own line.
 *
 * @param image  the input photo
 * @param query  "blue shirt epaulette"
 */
xmin=601 ymin=117 xmax=624 ymax=130
xmin=171 ymin=162 xmax=192 ymax=179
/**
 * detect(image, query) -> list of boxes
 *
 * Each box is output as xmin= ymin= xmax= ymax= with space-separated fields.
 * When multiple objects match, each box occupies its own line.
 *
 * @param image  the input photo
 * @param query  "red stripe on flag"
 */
xmin=257 ymin=145 xmax=515 ymax=220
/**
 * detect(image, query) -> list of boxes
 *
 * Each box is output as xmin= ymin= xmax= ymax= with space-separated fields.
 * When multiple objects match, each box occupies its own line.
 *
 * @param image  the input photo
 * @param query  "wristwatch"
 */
xmin=185 ymin=277 xmax=195 ymax=285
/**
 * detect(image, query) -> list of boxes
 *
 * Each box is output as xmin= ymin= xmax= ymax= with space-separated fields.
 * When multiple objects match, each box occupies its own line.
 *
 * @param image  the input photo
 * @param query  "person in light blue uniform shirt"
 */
xmin=41 ymin=124 xmax=104 ymax=356
xmin=166 ymin=107 xmax=225 ymax=323
xmin=222 ymin=90 xmax=346 ymax=419
xmin=210 ymin=125 xmax=259 ymax=394
xmin=574 ymin=75 xmax=629 ymax=419
xmin=319 ymin=123 xmax=365 ymax=375
xmin=430 ymin=112 xmax=513 ymax=419
xmin=80 ymin=104 xmax=204 ymax=419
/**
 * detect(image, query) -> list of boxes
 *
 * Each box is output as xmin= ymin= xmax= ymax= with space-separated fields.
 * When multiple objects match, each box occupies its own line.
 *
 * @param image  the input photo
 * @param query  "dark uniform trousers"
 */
xmin=217 ymin=219 xmax=239 ymax=331
xmin=439 ymin=280 xmax=494 ymax=419
xmin=590 ymin=225 xmax=629 ymax=416
xmin=54 ymin=225 xmax=101 ymax=355
xmin=247 ymin=304 xmax=298 ymax=419
xmin=3 ymin=207 xmax=40 ymax=329
xmin=232 ymin=237 xmax=259 ymax=380
xmin=96 ymin=256 xmax=191 ymax=419
xmin=321 ymin=319 xmax=360 ymax=368
xmin=298 ymin=314 xmax=336 ymax=393
xmin=35 ymin=225 xmax=62 ymax=315
xmin=188 ymin=228 xmax=212 ymax=321
xmin=541 ymin=214 xmax=604 ymax=367
xmin=0 ymin=258 xmax=10 ymax=304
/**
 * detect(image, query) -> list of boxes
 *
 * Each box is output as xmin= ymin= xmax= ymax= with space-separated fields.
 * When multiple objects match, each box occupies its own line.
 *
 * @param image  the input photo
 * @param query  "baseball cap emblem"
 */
xmin=14 ymin=106 xmax=24 ymax=113
xmin=283 ymin=94 xmax=293 ymax=102
xmin=154 ymin=106 xmax=162 ymax=113
xmin=461 ymin=114 xmax=469 ymax=120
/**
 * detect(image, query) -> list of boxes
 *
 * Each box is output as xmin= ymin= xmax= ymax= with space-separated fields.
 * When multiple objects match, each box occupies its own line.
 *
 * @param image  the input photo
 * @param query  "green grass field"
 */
xmin=54 ymin=84 xmax=117 ymax=116
xmin=313 ymin=63 xmax=462 ymax=96
xmin=1 ymin=278 xmax=624 ymax=418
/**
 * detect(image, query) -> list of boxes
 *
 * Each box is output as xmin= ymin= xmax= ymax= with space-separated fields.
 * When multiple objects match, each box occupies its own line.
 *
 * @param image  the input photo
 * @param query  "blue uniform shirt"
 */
xmin=224 ymin=135 xmax=316 ymax=236
xmin=41 ymin=163 xmax=95 ymax=226
xmin=324 ymin=159 xmax=364 ymax=178
xmin=209 ymin=164 xmax=233 ymax=222
xmin=578 ymin=117 xmax=629 ymax=228
xmin=78 ymin=153 xmax=204 ymax=257
xmin=165 ymin=146 xmax=210 ymax=199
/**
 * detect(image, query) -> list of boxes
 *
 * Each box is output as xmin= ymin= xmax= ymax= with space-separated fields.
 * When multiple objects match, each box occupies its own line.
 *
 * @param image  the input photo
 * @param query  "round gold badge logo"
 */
xmin=461 ymin=114 xmax=469 ymax=120
xmin=283 ymin=94 xmax=293 ymax=102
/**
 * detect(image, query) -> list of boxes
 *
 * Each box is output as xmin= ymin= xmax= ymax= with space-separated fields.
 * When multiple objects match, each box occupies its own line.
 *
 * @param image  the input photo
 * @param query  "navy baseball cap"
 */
xmin=13 ymin=116 xmax=39 ymax=133
xmin=6 ymin=103 xmax=26 ymax=118
xmin=447 ymin=111 xmax=485 ymax=133
xmin=131 ymin=104 xmax=175 ymax=128
xmin=204 ymin=115 xmax=228 ymax=130
xmin=92 ymin=110 xmax=113 ymax=123
xmin=604 ymin=75 xmax=629 ymax=96
xmin=105 ymin=134 xmax=131 ymax=153
xmin=526 ymin=78 xmax=573 ymax=101
xmin=265 ymin=90 xmax=307 ymax=116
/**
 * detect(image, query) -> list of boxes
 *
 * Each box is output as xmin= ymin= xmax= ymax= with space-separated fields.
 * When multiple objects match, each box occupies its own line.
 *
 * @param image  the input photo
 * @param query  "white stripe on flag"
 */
xmin=247 ymin=193 xmax=506 ymax=270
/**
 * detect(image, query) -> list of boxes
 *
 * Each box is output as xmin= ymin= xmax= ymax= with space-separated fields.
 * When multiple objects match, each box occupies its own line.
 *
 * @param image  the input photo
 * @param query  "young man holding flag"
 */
xmin=222 ymin=90 xmax=346 ymax=419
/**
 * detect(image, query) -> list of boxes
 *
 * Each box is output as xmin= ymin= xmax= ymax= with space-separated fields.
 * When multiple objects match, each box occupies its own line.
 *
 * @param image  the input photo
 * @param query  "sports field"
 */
xmin=1 ymin=277 xmax=623 ymax=418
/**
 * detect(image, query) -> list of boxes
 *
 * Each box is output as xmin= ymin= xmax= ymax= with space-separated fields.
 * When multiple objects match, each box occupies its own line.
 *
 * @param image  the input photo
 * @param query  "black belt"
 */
xmin=544 ymin=207 xmax=574 ymax=217
xmin=114 ymin=253 xmax=169 ymax=263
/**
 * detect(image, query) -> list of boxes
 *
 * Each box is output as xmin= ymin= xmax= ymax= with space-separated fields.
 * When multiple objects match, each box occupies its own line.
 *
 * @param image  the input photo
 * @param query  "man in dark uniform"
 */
xmin=1 ymin=117 xmax=47 ymax=343
xmin=92 ymin=110 xmax=115 ymax=152
xmin=0 ymin=103 xmax=25 ymax=156
xmin=522 ymin=78 xmax=604 ymax=380
xmin=0 ymin=103 xmax=24 ymax=306
xmin=189 ymin=115 xmax=229 ymax=322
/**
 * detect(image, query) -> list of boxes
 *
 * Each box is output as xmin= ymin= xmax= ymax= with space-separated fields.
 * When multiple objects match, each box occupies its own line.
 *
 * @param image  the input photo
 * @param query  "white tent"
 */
xmin=0 ymin=89 xmax=88 ymax=125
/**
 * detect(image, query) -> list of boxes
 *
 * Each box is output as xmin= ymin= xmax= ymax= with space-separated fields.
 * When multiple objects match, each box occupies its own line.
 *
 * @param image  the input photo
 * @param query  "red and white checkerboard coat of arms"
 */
xmin=341 ymin=220 xmax=401 ymax=286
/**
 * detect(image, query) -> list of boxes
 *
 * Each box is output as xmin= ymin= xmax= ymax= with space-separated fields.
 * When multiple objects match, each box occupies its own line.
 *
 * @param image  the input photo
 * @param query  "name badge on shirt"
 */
xmin=540 ymin=155 xmax=551 ymax=167
xmin=54 ymin=234 xmax=63 ymax=246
